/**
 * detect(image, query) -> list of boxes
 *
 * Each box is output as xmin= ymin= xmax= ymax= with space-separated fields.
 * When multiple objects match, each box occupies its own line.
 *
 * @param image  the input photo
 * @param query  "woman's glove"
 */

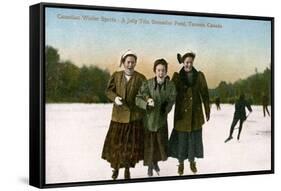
xmin=114 ymin=96 xmax=123 ymax=106
xmin=147 ymin=98 xmax=155 ymax=107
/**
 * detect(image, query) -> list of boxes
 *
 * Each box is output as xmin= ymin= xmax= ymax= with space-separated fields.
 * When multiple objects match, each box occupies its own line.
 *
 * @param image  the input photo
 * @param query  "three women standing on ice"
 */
xmin=102 ymin=49 xmax=211 ymax=179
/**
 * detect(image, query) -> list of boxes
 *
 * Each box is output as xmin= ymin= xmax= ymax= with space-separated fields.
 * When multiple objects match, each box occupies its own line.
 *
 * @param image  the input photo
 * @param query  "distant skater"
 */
xmin=262 ymin=94 xmax=270 ymax=117
xmin=215 ymin=97 xmax=221 ymax=110
xmin=224 ymin=94 xmax=252 ymax=143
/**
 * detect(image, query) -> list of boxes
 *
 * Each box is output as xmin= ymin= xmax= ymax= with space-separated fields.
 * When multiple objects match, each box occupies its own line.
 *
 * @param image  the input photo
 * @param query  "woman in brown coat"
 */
xmin=168 ymin=51 xmax=210 ymax=175
xmin=101 ymin=50 xmax=146 ymax=180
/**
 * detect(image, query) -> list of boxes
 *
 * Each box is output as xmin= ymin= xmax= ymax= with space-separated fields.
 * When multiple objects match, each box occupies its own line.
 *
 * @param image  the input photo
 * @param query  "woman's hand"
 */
xmin=147 ymin=98 xmax=155 ymax=107
xmin=114 ymin=96 xmax=123 ymax=106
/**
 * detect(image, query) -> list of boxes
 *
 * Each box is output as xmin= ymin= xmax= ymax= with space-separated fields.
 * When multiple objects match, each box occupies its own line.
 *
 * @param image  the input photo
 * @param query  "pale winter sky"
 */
xmin=46 ymin=7 xmax=271 ymax=88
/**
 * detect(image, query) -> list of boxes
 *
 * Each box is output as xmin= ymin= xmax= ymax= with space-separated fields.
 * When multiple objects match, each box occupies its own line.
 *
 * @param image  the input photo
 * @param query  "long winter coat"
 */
xmin=172 ymin=67 xmax=210 ymax=132
xmin=105 ymin=71 xmax=146 ymax=123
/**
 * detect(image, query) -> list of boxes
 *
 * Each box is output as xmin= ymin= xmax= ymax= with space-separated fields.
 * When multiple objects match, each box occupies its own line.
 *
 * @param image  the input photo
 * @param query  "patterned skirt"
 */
xmin=101 ymin=120 xmax=144 ymax=169
xmin=143 ymin=123 xmax=169 ymax=166
xmin=168 ymin=128 xmax=203 ymax=162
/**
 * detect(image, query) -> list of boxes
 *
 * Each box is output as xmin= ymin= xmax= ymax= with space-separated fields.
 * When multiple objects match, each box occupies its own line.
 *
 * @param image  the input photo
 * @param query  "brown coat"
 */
xmin=172 ymin=67 xmax=210 ymax=132
xmin=106 ymin=70 xmax=146 ymax=123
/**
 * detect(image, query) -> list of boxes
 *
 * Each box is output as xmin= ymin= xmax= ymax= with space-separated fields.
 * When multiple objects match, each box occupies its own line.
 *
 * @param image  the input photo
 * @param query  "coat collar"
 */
xmin=153 ymin=76 xmax=170 ymax=91
xmin=122 ymin=70 xmax=136 ymax=84
xmin=179 ymin=66 xmax=198 ymax=87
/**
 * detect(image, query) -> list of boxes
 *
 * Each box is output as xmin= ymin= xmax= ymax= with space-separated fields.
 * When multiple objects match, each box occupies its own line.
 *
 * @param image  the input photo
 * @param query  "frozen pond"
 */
xmin=45 ymin=103 xmax=272 ymax=184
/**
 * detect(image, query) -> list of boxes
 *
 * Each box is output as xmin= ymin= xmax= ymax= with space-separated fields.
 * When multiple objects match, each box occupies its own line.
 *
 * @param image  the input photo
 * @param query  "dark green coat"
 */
xmin=105 ymin=70 xmax=146 ymax=123
xmin=136 ymin=77 xmax=176 ymax=132
xmin=172 ymin=67 xmax=210 ymax=132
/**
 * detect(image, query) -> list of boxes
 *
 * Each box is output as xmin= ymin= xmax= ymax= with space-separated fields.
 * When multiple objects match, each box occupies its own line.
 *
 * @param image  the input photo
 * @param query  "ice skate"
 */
xmin=178 ymin=162 xmax=184 ymax=176
xmin=153 ymin=162 xmax=160 ymax=176
xmin=190 ymin=161 xmax=197 ymax=174
xmin=224 ymin=136 xmax=233 ymax=143
xmin=124 ymin=168 xmax=131 ymax=179
xmin=148 ymin=165 xmax=153 ymax=177
xmin=111 ymin=169 xmax=119 ymax=180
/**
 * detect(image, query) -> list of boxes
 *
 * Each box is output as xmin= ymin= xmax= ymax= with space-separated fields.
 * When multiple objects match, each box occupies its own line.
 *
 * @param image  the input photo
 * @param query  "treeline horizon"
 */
xmin=46 ymin=45 xmax=110 ymax=103
xmin=209 ymin=67 xmax=271 ymax=105
xmin=46 ymin=45 xmax=271 ymax=105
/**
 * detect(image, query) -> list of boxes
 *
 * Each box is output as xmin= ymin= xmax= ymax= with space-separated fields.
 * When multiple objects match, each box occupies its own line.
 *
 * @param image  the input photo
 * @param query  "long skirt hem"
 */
xmin=101 ymin=120 xmax=144 ymax=169
xmin=143 ymin=124 xmax=169 ymax=166
xmin=168 ymin=128 xmax=204 ymax=162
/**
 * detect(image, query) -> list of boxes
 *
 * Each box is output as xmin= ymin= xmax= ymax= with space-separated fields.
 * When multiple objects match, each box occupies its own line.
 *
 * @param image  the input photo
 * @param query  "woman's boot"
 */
xmin=112 ymin=168 xmax=119 ymax=180
xmin=124 ymin=167 xmax=131 ymax=179
xmin=178 ymin=161 xmax=184 ymax=176
xmin=153 ymin=162 xmax=160 ymax=176
xmin=190 ymin=161 xmax=197 ymax=174
xmin=148 ymin=164 xmax=153 ymax=177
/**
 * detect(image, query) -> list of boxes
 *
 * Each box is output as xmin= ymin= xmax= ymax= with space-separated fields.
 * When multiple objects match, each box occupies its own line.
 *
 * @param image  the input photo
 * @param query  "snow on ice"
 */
xmin=45 ymin=104 xmax=271 ymax=183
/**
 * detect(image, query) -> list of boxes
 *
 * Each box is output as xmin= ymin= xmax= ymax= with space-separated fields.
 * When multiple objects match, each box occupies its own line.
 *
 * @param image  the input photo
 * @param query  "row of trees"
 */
xmin=46 ymin=45 xmax=271 ymax=105
xmin=209 ymin=67 xmax=271 ymax=105
xmin=46 ymin=46 xmax=110 ymax=103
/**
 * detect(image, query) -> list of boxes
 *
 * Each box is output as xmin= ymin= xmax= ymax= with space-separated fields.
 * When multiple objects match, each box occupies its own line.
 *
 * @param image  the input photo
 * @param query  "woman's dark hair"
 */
xmin=153 ymin=58 xmax=168 ymax=72
xmin=121 ymin=54 xmax=137 ymax=64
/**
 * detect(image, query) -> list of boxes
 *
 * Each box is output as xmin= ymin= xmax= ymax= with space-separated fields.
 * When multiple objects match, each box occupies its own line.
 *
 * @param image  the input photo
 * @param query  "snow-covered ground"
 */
xmin=45 ymin=104 xmax=271 ymax=184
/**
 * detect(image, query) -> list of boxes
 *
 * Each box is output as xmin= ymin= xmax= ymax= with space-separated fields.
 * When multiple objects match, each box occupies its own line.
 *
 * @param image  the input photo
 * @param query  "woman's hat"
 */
xmin=120 ymin=49 xmax=137 ymax=67
xmin=177 ymin=51 xmax=196 ymax=64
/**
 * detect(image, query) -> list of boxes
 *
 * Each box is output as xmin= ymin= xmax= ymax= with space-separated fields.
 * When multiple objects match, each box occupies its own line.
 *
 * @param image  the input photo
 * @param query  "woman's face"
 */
xmin=183 ymin=56 xmax=194 ymax=72
xmin=123 ymin=56 xmax=136 ymax=72
xmin=155 ymin=64 xmax=167 ymax=79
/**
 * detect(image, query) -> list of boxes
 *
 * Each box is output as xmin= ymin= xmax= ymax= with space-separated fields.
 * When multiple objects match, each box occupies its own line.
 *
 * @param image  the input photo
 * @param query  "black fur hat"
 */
xmin=177 ymin=51 xmax=196 ymax=64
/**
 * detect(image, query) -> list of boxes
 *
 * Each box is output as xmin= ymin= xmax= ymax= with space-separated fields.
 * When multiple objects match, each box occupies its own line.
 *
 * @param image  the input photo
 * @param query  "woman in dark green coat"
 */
xmin=168 ymin=51 xmax=210 ymax=175
xmin=136 ymin=59 xmax=176 ymax=177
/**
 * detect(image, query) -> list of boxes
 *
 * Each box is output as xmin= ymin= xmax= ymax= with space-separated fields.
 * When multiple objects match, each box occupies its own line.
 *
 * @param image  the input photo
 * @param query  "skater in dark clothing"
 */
xmin=224 ymin=94 xmax=252 ymax=143
xmin=215 ymin=97 xmax=221 ymax=110
xmin=262 ymin=94 xmax=270 ymax=117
